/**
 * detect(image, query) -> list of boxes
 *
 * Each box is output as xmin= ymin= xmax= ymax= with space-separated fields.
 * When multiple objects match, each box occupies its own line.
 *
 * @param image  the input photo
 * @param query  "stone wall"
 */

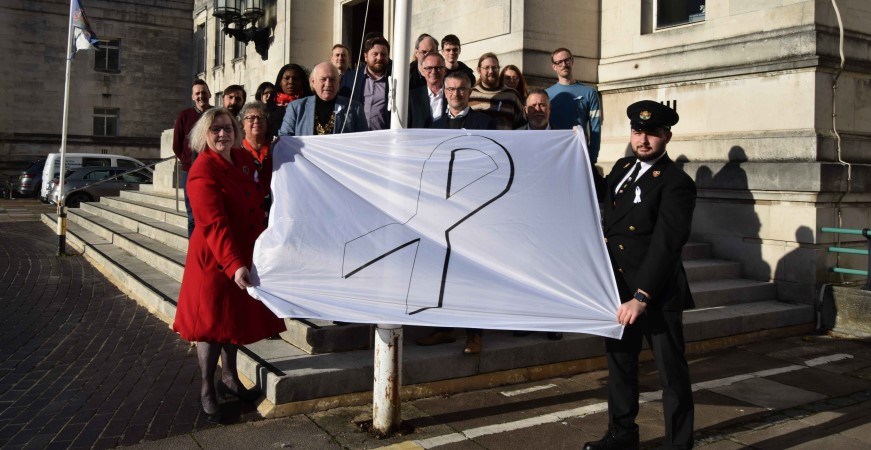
xmin=596 ymin=0 xmax=871 ymax=305
xmin=0 ymin=0 xmax=194 ymax=164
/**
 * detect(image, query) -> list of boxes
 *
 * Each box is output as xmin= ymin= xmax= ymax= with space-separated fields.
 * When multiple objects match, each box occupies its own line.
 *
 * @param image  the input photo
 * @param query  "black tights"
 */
xmin=197 ymin=342 xmax=245 ymax=413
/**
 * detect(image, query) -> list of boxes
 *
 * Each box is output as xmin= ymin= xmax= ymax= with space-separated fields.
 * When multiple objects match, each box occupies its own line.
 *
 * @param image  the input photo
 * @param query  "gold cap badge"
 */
xmin=639 ymin=110 xmax=652 ymax=120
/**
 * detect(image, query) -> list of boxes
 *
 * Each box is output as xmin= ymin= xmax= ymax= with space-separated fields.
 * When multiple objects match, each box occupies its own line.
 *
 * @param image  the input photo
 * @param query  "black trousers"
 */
xmin=605 ymin=307 xmax=694 ymax=449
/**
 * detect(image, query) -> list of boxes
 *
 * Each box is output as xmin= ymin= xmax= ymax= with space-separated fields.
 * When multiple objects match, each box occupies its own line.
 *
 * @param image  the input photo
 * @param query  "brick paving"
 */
xmin=0 ymin=218 xmax=258 ymax=449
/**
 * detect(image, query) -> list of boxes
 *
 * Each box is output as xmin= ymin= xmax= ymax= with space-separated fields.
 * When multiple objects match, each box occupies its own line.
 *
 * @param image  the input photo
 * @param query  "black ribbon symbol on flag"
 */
xmin=341 ymin=135 xmax=515 ymax=315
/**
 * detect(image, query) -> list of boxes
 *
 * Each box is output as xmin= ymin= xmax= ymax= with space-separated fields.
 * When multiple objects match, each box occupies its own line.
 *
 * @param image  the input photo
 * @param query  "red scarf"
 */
xmin=275 ymin=92 xmax=300 ymax=107
xmin=242 ymin=139 xmax=269 ymax=165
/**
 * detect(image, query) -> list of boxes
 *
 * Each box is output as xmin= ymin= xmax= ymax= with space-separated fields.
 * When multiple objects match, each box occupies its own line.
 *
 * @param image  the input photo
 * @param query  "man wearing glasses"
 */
xmin=408 ymin=52 xmax=447 ymax=128
xmin=409 ymin=34 xmax=438 ymax=90
xmin=469 ymin=52 xmax=526 ymax=130
xmin=546 ymin=48 xmax=603 ymax=162
xmin=417 ymin=71 xmax=495 ymax=355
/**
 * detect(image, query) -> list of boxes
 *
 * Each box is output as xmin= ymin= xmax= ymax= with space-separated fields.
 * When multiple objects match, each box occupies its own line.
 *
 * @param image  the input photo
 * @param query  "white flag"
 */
xmin=249 ymin=129 xmax=623 ymax=339
xmin=71 ymin=0 xmax=100 ymax=55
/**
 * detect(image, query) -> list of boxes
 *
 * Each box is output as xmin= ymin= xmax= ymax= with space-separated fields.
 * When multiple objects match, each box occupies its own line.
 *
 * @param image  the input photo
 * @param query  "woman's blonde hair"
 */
xmin=188 ymin=107 xmax=242 ymax=153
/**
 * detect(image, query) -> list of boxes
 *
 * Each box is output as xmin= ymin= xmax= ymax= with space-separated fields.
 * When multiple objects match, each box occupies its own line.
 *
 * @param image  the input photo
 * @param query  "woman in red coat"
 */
xmin=172 ymin=107 xmax=284 ymax=423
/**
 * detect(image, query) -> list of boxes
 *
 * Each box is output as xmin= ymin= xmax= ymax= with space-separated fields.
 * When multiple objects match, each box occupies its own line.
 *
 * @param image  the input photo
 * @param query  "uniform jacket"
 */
xmin=172 ymin=147 xmax=284 ymax=344
xmin=277 ymin=95 xmax=368 ymax=137
xmin=593 ymin=153 xmax=696 ymax=311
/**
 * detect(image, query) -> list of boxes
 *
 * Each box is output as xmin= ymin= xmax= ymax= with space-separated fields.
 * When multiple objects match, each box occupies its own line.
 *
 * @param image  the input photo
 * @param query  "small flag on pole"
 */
xmin=71 ymin=0 xmax=100 ymax=55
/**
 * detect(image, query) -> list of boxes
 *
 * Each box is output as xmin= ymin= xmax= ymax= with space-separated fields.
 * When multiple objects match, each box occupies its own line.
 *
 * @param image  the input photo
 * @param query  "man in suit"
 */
xmin=408 ymin=51 xmax=446 ymax=129
xmin=338 ymin=35 xmax=392 ymax=130
xmin=416 ymin=71 xmax=495 ymax=355
xmin=431 ymin=72 xmax=495 ymax=131
xmin=278 ymin=62 xmax=368 ymax=137
xmin=584 ymin=101 xmax=696 ymax=450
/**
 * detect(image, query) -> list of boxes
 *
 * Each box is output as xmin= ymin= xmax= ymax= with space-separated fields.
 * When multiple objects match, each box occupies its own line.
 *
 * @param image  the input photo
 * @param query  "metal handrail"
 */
xmin=56 ymin=155 xmax=176 ymax=206
xmin=821 ymin=226 xmax=870 ymax=290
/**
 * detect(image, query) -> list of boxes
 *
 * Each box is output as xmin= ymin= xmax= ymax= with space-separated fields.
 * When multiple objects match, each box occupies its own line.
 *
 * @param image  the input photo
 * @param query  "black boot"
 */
xmin=583 ymin=429 xmax=639 ymax=450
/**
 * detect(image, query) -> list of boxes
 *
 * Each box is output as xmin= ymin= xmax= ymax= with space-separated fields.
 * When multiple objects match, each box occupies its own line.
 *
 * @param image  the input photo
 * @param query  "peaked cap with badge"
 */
xmin=627 ymin=100 xmax=679 ymax=131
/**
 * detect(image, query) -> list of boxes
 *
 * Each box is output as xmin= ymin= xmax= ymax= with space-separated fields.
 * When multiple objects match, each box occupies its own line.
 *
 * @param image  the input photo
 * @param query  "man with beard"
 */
xmin=408 ymin=51 xmax=446 ymax=128
xmin=517 ymin=88 xmax=552 ymax=130
xmin=546 ymin=47 xmax=603 ymax=162
xmin=469 ymin=52 xmax=526 ymax=130
xmin=584 ymin=100 xmax=695 ymax=450
xmin=221 ymin=85 xmax=246 ymax=118
xmin=278 ymin=62 xmax=367 ymax=136
xmin=172 ymin=79 xmax=212 ymax=236
xmin=339 ymin=35 xmax=392 ymax=130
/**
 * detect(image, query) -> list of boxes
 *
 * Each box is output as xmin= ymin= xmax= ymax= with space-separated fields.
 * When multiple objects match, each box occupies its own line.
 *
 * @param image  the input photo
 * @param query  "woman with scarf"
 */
xmin=239 ymin=102 xmax=273 ymax=212
xmin=266 ymin=64 xmax=312 ymax=140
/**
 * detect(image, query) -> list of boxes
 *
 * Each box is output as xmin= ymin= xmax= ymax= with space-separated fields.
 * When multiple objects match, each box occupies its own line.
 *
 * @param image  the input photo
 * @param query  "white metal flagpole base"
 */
xmin=372 ymin=323 xmax=402 ymax=436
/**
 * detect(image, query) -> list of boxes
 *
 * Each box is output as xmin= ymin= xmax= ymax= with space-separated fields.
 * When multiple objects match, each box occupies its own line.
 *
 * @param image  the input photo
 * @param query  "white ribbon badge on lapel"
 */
xmin=634 ymin=186 xmax=641 ymax=204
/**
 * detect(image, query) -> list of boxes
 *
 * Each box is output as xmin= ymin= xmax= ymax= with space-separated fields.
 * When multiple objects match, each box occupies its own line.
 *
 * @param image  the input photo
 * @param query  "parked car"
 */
xmin=39 ymin=152 xmax=147 ymax=202
xmin=50 ymin=166 xmax=153 ymax=208
xmin=10 ymin=159 xmax=46 ymax=198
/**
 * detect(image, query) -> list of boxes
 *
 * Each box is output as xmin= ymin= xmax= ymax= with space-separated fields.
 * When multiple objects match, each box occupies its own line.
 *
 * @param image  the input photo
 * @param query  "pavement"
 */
xmin=1 ymin=198 xmax=870 ymax=449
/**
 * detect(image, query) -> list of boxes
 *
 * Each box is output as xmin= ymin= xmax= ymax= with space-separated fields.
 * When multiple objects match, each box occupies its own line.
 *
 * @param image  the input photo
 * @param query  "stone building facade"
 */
xmin=0 ymin=0 xmax=195 ymax=165
xmin=188 ymin=0 xmax=870 ymax=305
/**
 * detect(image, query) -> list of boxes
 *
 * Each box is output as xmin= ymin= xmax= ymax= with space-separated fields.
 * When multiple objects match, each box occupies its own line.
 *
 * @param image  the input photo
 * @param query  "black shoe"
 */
xmin=583 ymin=430 xmax=639 ymax=450
xmin=218 ymin=380 xmax=261 ymax=402
xmin=200 ymin=398 xmax=223 ymax=424
xmin=546 ymin=332 xmax=563 ymax=340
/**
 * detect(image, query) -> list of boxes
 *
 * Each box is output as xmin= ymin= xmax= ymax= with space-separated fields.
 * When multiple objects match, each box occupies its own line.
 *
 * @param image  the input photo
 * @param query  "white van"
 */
xmin=39 ymin=152 xmax=147 ymax=202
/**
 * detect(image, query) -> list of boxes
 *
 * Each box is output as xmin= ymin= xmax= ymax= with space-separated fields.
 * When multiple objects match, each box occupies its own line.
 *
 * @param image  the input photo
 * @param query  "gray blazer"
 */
xmin=278 ymin=95 xmax=368 ymax=136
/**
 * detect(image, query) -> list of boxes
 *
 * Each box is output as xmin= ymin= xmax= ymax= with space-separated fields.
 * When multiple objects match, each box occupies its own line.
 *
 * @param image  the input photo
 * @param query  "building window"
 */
xmin=234 ymin=39 xmax=246 ymax=60
xmin=657 ymin=0 xmax=705 ymax=29
xmin=93 ymin=108 xmax=119 ymax=136
xmin=194 ymin=23 xmax=206 ymax=74
xmin=214 ymin=23 xmax=224 ymax=67
xmin=94 ymin=39 xmax=121 ymax=72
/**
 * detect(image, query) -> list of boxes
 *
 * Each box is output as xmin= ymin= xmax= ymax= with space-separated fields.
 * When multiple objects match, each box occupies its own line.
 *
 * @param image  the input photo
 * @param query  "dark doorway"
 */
xmin=343 ymin=0 xmax=384 ymax=64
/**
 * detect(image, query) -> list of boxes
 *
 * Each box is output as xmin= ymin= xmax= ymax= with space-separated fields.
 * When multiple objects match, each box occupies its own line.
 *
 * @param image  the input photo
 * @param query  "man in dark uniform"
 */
xmin=584 ymin=100 xmax=696 ymax=450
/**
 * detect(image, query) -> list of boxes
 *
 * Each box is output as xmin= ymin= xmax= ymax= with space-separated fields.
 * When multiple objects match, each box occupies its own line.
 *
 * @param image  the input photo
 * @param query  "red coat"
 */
xmin=172 ymin=147 xmax=284 ymax=344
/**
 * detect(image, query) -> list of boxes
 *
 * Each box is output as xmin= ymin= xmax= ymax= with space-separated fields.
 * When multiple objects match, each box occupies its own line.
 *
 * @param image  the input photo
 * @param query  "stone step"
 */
xmin=60 ymin=207 xmax=186 ymax=282
xmin=75 ymin=202 xmax=188 ymax=252
xmin=691 ymin=278 xmax=776 ymax=308
xmin=684 ymin=258 xmax=742 ymax=281
xmin=101 ymin=196 xmax=188 ymax=230
xmin=681 ymin=241 xmax=711 ymax=260
xmin=248 ymin=300 xmax=814 ymax=405
xmin=120 ymin=189 xmax=186 ymax=211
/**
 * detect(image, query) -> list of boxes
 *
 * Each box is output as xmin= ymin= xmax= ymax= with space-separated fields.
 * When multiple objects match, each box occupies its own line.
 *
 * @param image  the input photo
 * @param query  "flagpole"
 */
xmin=372 ymin=0 xmax=411 ymax=437
xmin=57 ymin=0 xmax=76 ymax=256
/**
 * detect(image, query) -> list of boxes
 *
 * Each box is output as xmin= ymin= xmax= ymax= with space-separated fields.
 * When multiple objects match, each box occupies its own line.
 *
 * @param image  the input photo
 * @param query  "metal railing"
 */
xmin=821 ymin=227 xmax=870 ymax=290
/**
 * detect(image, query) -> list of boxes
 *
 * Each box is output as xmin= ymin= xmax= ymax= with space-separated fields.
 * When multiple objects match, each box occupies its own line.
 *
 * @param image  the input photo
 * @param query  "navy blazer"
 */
xmin=430 ymin=109 xmax=496 ymax=130
xmin=592 ymin=154 xmax=696 ymax=311
xmin=407 ymin=86 xmax=444 ymax=129
xmin=277 ymin=95 xmax=368 ymax=136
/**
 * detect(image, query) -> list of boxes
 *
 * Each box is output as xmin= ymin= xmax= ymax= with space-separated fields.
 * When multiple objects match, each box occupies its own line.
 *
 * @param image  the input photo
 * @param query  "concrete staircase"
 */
xmin=41 ymin=185 xmax=815 ymax=415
